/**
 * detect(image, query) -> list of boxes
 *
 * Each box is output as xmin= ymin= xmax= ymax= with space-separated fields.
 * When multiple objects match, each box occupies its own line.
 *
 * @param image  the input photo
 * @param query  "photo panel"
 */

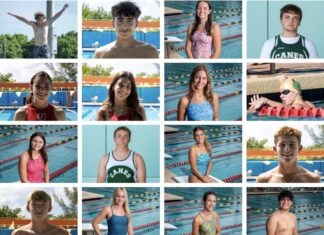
xmin=164 ymin=63 xmax=242 ymax=121
xmin=165 ymin=124 xmax=242 ymax=183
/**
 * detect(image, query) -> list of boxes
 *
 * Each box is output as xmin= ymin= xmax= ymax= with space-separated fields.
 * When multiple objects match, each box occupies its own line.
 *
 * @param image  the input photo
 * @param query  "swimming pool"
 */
xmin=0 ymin=108 xmax=77 ymax=121
xmin=0 ymin=125 xmax=78 ymax=183
xmin=247 ymin=189 xmax=324 ymax=235
xmin=0 ymin=229 xmax=77 ymax=235
xmin=82 ymin=187 xmax=160 ymax=235
xmin=165 ymin=63 xmax=242 ymax=121
xmin=165 ymin=187 xmax=242 ymax=234
xmin=165 ymin=1 xmax=242 ymax=58
xmin=82 ymin=104 xmax=160 ymax=121
xmin=165 ymin=125 xmax=242 ymax=183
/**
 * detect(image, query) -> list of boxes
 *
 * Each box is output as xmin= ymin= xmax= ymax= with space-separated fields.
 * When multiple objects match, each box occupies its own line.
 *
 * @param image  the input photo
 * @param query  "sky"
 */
xmin=0 ymin=187 xmax=75 ymax=218
xmin=83 ymin=0 xmax=160 ymax=18
xmin=246 ymin=123 xmax=321 ymax=147
xmin=0 ymin=0 xmax=77 ymax=40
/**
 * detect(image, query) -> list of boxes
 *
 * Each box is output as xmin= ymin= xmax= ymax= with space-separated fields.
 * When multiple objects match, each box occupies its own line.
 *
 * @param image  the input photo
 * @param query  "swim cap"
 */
xmin=279 ymin=76 xmax=301 ymax=95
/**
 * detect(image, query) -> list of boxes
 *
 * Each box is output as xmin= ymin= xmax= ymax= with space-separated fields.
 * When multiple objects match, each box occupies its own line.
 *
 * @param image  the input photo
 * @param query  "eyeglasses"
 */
xmin=281 ymin=89 xmax=291 ymax=95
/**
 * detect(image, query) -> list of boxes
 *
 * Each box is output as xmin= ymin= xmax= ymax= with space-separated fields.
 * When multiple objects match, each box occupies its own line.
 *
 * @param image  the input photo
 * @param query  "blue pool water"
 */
xmin=82 ymin=104 xmax=160 ymax=121
xmin=165 ymin=187 xmax=242 ymax=235
xmin=247 ymin=190 xmax=324 ymax=235
xmin=165 ymin=125 xmax=242 ymax=182
xmin=165 ymin=63 xmax=242 ymax=121
xmin=83 ymin=187 xmax=160 ymax=235
xmin=0 ymin=125 xmax=78 ymax=183
xmin=165 ymin=1 xmax=242 ymax=58
xmin=0 ymin=229 xmax=77 ymax=235
xmin=0 ymin=108 xmax=77 ymax=121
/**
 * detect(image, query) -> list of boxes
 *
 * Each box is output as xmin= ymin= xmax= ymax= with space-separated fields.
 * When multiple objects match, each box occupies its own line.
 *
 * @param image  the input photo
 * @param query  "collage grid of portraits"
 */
xmin=0 ymin=0 xmax=323 ymax=235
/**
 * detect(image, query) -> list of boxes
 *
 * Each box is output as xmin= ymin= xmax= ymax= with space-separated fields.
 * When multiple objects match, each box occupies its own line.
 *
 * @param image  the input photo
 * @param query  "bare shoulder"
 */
xmin=212 ymin=22 xmax=220 ymax=30
xmin=14 ymin=106 xmax=27 ymax=120
xmin=137 ymin=42 xmax=158 ymax=58
xmin=134 ymin=152 xmax=144 ymax=161
xmin=213 ymin=211 xmax=220 ymax=220
xmin=256 ymin=172 xmax=272 ymax=183
xmin=302 ymin=168 xmax=320 ymax=182
xmin=179 ymin=95 xmax=189 ymax=106
xmin=51 ymin=225 xmax=69 ymax=235
xmin=188 ymin=23 xmax=194 ymax=31
xmin=193 ymin=213 xmax=202 ymax=224
xmin=96 ymin=106 xmax=107 ymax=120
xmin=94 ymin=42 xmax=115 ymax=58
xmin=11 ymin=225 xmax=31 ymax=235
xmin=20 ymin=151 xmax=29 ymax=159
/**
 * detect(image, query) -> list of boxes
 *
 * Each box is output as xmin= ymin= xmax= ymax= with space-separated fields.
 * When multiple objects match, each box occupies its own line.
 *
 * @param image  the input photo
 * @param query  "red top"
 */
xmin=109 ymin=112 xmax=133 ymax=121
xmin=26 ymin=104 xmax=57 ymax=121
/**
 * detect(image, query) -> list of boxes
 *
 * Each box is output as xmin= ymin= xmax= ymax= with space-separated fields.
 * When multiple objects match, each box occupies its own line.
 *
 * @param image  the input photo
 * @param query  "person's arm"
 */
xmin=177 ymin=96 xmax=189 ymax=121
xmin=266 ymin=214 xmax=277 ymax=235
xmin=185 ymin=24 xmax=194 ymax=58
xmin=211 ymin=22 xmax=221 ymax=58
xmin=96 ymin=107 xmax=107 ymax=121
xmin=14 ymin=107 xmax=27 ymax=121
xmin=54 ymin=107 xmax=66 ymax=121
xmin=305 ymin=39 xmax=318 ymax=58
xmin=212 ymin=93 xmax=219 ymax=121
xmin=192 ymin=216 xmax=200 ymax=235
xmin=127 ymin=215 xmax=134 ymax=235
xmin=47 ymin=3 xmax=69 ymax=24
xmin=256 ymin=173 xmax=269 ymax=183
xmin=215 ymin=212 xmax=221 ymax=235
xmin=138 ymin=105 xmax=147 ymax=121
xmin=135 ymin=154 xmax=146 ymax=183
xmin=259 ymin=38 xmax=274 ymax=59
xmin=8 ymin=12 xmax=33 ymax=26
xmin=92 ymin=207 xmax=110 ymax=235
xmin=97 ymin=154 xmax=108 ymax=183
xmin=144 ymin=45 xmax=159 ymax=58
xmin=293 ymin=214 xmax=298 ymax=235
xmin=44 ymin=162 xmax=49 ymax=183
xmin=249 ymin=94 xmax=283 ymax=111
xmin=18 ymin=152 xmax=30 ymax=183
xmin=189 ymin=147 xmax=209 ymax=182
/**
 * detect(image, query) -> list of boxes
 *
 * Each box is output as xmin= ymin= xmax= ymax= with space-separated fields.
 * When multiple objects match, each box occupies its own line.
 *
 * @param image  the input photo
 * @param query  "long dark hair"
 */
xmin=26 ymin=71 xmax=52 ymax=105
xmin=187 ymin=65 xmax=214 ymax=104
xmin=190 ymin=0 xmax=213 ymax=39
xmin=193 ymin=126 xmax=212 ymax=157
xmin=102 ymin=71 xmax=144 ymax=120
xmin=28 ymin=132 xmax=48 ymax=165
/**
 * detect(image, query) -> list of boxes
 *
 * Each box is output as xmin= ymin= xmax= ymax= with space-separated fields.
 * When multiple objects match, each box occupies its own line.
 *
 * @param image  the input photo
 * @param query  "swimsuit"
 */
xmin=26 ymin=104 xmax=57 ymax=121
xmin=109 ymin=111 xmax=133 ymax=121
xmin=105 ymin=151 xmax=137 ymax=183
xmin=195 ymin=152 xmax=210 ymax=176
xmin=106 ymin=206 xmax=128 ymax=235
xmin=27 ymin=155 xmax=45 ymax=183
xmin=199 ymin=213 xmax=217 ymax=235
xmin=191 ymin=31 xmax=212 ymax=58
xmin=270 ymin=35 xmax=310 ymax=59
xmin=187 ymin=100 xmax=214 ymax=121
xmin=33 ymin=45 xmax=50 ymax=58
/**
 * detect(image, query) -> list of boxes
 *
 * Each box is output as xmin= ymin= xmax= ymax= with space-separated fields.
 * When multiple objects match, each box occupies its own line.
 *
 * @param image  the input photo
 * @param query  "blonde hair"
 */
xmin=27 ymin=190 xmax=52 ymax=206
xmin=112 ymin=188 xmax=131 ymax=219
xmin=274 ymin=126 xmax=302 ymax=145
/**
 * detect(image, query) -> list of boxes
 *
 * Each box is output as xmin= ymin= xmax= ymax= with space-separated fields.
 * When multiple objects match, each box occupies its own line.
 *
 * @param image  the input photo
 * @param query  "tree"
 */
xmin=247 ymin=137 xmax=268 ymax=148
xmin=56 ymin=31 xmax=77 ymax=58
xmin=0 ymin=205 xmax=21 ymax=217
xmin=53 ymin=188 xmax=77 ymax=219
xmin=0 ymin=72 xmax=14 ymax=82
xmin=305 ymin=125 xmax=324 ymax=148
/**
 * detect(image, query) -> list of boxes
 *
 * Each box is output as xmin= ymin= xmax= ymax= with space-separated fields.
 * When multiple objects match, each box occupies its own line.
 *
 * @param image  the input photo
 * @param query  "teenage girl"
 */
xmin=96 ymin=71 xmax=146 ymax=121
xmin=19 ymin=132 xmax=49 ymax=183
xmin=14 ymin=71 xmax=66 ymax=121
xmin=185 ymin=1 xmax=222 ymax=58
xmin=177 ymin=65 xmax=219 ymax=121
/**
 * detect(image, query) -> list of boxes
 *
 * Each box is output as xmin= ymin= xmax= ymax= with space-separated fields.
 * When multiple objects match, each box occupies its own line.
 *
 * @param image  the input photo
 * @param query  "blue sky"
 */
xmin=0 ymin=187 xmax=76 ymax=218
xmin=0 ymin=0 xmax=77 ymax=40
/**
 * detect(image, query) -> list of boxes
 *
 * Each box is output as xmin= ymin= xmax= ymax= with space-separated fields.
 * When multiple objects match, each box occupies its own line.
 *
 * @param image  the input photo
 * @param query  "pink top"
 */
xmin=191 ymin=31 xmax=212 ymax=58
xmin=27 ymin=155 xmax=45 ymax=183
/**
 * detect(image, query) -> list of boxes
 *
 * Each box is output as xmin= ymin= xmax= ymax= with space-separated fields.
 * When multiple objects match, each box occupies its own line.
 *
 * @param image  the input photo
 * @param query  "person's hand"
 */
xmin=203 ymin=176 xmax=212 ymax=183
xmin=249 ymin=94 xmax=268 ymax=111
xmin=8 ymin=12 xmax=14 ymax=16
xmin=63 ymin=4 xmax=69 ymax=10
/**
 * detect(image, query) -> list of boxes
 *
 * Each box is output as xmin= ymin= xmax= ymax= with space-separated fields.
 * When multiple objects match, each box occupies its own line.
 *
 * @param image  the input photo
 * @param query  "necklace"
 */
xmin=113 ymin=106 xmax=129 ymax=115
xmin=281 ymin=167 xmax=299 ymax=183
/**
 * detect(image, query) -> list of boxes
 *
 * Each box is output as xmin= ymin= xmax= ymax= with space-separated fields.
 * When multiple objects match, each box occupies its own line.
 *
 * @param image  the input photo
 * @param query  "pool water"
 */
xmin=165 ymin=187 xmax=242 ymax=235
xmin=0 ymin=125 xmax=78 ymax=183
xmin=83 ymin=187 xmax=160 ymax=235
xmin=247 ymin=190 xmax=324 ymax=235
xmin=165 ymin=1 xmax=242 ymax=58
xmin=82 ymin=104 xmax=160 ymax=121
xmin=0 ymin=108 xmax=77 ymax=121
xmin=165 ymin=125 xmax=242 ymax=182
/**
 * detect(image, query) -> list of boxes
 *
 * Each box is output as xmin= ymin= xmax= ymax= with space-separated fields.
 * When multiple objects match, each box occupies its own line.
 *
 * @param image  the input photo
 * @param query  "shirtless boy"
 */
xmin=256 ymin=126 xmax=320 ymax=183
xmin=249 ymin=75 xmax=315 ymax=112
xmin=11 ymin=190 xmax=69 ymax=235
xmin=266 ymin=190 xmax=297 ymax=235
xmin=8 ymin=3 xmax=69 ymax=58
xmin=94 ymin=1 xmax=158 ymax=59
xmin=192 ymin=191 xmax=221 ymax=235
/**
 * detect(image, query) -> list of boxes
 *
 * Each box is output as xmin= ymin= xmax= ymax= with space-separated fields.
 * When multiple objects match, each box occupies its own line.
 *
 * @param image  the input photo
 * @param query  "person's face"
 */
xmin=113 ymin=77 xmax=132 ymax=101
xmin=114 ymin=130 xmax=130 ymax=145
xmin=31 ymin=77 xmax=52 ymax=102
xmin=281 ymin=12 xmax=300 ymax=33
xmin=114 ymin=189 xmax=126 ymax=206
xmin=36 ymin=15 xmax=46 ymax=24
xmin=28 ymin=200 xmax=51 ymax=220
xmin=31 ymin=136 xmax=44 ymax=152
xmin=113 ymin=16 xmax=137 ymax=40
xmin=280 ymin=89 xmax=297 ymax=106
xmin=274 ymin=136 xmax=301 ymax=163
xmin=194 ymin=129 xmax=205 ymax=145
xmin=204 ymin=194 xmax=216 ymax=212
xmin=193 ymin=70 xmax=208 ymax=90
xmin=196 ymin=2 xmax=211 ymax=20
xmin=279 ymin=197 xmax=293 ymax=211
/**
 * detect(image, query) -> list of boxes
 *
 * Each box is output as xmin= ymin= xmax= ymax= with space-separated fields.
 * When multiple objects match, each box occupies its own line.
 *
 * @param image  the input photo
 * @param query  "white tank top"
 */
xmin=105 ymin=151 xmax=137 ymax=183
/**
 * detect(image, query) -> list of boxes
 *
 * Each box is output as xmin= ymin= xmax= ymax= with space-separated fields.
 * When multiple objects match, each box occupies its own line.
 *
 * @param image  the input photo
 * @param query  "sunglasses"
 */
xmin=281 ymin=89 xmax=291 ymax=95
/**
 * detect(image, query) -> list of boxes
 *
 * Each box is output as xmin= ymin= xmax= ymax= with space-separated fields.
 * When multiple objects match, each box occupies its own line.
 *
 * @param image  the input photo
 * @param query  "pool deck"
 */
xmin=82 ymin=191 xmax=104 ymax=201
xmin=165 ymin=193 xmax=184 ymax=201
xmin=165 ymin=126 xmax=179 ymax=133
xmin=165 ymin=7 xmax=183 ymax=15
xmin=247 ymin=63 xmax=324 ymax=95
